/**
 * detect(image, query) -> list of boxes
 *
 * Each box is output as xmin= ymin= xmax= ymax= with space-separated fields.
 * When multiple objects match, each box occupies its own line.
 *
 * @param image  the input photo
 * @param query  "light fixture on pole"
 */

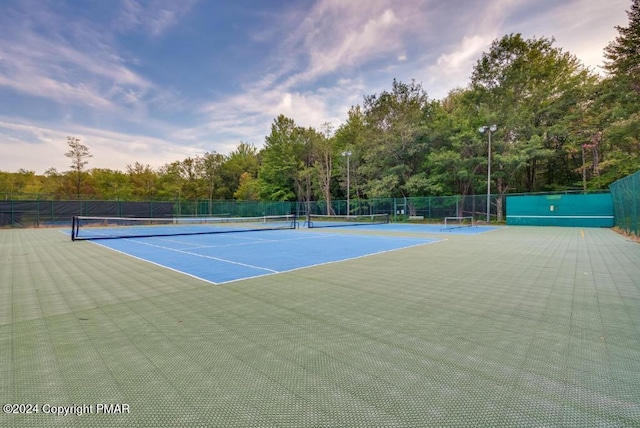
xmin=342 ymin=150 xmax=352 ymax=215
xmin=478 ymin=125 xmax=497 ymax=223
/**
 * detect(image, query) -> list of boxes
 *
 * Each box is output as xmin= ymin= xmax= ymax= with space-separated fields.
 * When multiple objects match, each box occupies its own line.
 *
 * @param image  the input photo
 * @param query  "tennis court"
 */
xmin=90 ymin=228 xmax=442 ymax=284
xmin=1 ymin=224 xmax=640 ymax=427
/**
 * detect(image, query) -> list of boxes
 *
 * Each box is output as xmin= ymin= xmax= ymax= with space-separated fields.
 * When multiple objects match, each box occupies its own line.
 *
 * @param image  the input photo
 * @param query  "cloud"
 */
xmin=425 ymin=34 xmax=496 ymax=98
xmin=0 ymin=17 xmax=150 ymax=113
xmin=0 ymin=0 xmax=631 ymax=176
xmin=412 ymin=0 xmax=627 ymax=99
xmin=188 ymin=76 xmax=366 ymax=155
xmin=275 ymin=0 xmax=426 ymax=89
xmin=118 ymin=0 xmax=198 ymax=36
xmin=302 ymin=7 xmax=402 ymax=79
xmin=0 ymin=121 xmax=75 ymax=173
xmin=0 ymin=0 xmax=195 ymax=123
xmin=0 ymin=119 xmax=197 ymax=173
xmin=433 ymin=35 xmax=493 ymax=70
xmin=504 ymin=0 xmax=629 ymax=73
xmin=189 ymin=0 xmax=433 ymax=146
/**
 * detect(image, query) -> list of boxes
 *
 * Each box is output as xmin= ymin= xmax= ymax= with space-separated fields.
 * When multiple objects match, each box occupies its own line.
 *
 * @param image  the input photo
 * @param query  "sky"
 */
xmin=0 ymin=0 xmax=631 ymax=174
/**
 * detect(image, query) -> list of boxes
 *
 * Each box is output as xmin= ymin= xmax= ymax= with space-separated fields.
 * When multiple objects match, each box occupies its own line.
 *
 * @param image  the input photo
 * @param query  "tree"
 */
xmin=178 ymin=157 xmax=204 ymax=200
xmin=200 ymin=151 xmax=226 ymax=214
xmin=90 ymin=168 xmax=131 ymax=199
xmin=41 ymin=168 xmax=63 ymax=196
xmin=220 ymin=142 xmax=259 ymax=199
xmin=421 ymin=90 xmax=485 ymax=198
xmin=258 ymin=115 xmax=306 ymax=201
xmin=594 ymin=0 xmax=640 ymax=183
xmin=65 ymin=136 xmax=92 ymax=198
xmin=0 ymin=169 xmax=43 ymax=197
xmin=334 ymin=106 xmax=368 ymax=200
xmin=126 ymin=162 xmax=157 ymax=200
xmin=313 ymin=123 xmax=337 ymax=213
xmin=157 ymin=161 xmax=185 ymax=201
xmin=293 ymin=126 xmax=325 ymax=210
xmin=471 ymin=33 xmax=595 ymax=194
xmin=234 ymin=172 xmax=260 ymax=200
xmin=604 ymin=0 xmax=640 ymax=94
xmin=359 ymin=79 xmax=431 ymax=198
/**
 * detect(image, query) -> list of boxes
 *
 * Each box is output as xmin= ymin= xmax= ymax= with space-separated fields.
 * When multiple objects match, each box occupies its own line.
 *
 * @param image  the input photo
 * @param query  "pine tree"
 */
xmin=65 ymin=136 xmax=92 ymax=198
xmin=594 ymin=0 xmax=640 ymax=182
xmin=604 ymin=0 xmax=640 ymax=93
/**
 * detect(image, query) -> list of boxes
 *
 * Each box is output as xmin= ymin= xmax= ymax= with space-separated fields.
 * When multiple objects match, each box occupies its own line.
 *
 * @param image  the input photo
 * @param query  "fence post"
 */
xmin=634 ymin=175 xmax=638 ymax=236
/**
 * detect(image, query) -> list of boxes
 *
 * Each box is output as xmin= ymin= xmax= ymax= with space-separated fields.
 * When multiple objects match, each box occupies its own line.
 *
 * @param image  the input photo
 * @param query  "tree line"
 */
xmin=2 ymin=1 xmax=640 ymax=205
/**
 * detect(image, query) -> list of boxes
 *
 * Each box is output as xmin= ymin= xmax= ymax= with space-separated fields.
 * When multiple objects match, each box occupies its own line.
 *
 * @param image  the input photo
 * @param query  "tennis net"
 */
xmin=305 ymin=213 xmax=389 ymax=228
xmin=71 ymin=214 xmax=297 ymax=240
xmin=442 ymin=216 xmax=475 ymax=230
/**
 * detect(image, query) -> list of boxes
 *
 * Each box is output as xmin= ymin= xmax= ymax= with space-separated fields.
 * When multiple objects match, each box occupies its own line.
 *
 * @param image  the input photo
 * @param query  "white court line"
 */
xmin=91 ymin=242 xmax=222 ymax=286
xmin=149 ymin=233 xmax=336 ymax=251
xmin=142 ymin=231 xmax=282 ymax=248
xmin=218 ymin=238 xmax=446 ymax=285
xmin=120 ymin=239 xmax=279 ymax=273
xmin=166 ymin=232 xmax=432 ymax=251
xmin=90 ymin=233 xmax=445 ymax=285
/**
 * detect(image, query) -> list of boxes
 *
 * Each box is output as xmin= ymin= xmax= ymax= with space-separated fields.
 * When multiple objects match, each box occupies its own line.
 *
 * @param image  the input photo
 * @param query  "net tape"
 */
xmin=305 ymin=214 xmax=389 ymax=228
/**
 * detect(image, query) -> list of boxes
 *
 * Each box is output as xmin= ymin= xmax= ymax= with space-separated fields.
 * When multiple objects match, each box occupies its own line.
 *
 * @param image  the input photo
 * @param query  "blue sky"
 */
xmin=0 ymin=0 xmax=630 ymax=174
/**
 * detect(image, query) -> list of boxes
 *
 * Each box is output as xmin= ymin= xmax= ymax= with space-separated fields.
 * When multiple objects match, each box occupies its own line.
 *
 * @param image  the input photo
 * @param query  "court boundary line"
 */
xmin=89 ymin=233 xmax=445 ymax=285
xmin=218 ymin=238 xmax=445 ymax=285
xmin=91 ymin=241 xmax=222 ymax=286
xmin=303 ymin=223 xmax=504 ymax=236
xmin=178 ymin=232 xmax=435 ymax=251
xmin=148 ymin=232 xmax=336 ymax=250
xmin=118 ymin=239 xmax=280 ymax=273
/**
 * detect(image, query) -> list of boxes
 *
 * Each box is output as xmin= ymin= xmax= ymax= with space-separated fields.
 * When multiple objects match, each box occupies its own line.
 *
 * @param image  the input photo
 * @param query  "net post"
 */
xmin=71 ymin=215 xmax=77 ymax=241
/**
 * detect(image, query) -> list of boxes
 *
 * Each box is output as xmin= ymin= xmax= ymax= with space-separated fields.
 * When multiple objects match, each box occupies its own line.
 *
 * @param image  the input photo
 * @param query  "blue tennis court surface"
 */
xmin=93 ymin=229 xmax=442 ymax=284
xmin=307 ymin=223 xmax=502 ymax=235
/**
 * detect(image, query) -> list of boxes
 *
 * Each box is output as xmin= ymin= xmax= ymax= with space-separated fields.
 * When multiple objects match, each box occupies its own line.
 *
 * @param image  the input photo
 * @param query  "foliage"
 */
xmin=604 ymin=0 xmax=640 ymax=94
xmin=221 ymin=142 xmax=259 ymax=199
xmin=596 ymin=0 xmax=640 ymax=184
xmin=65 ymin=136 xmax=92 ymax=198
xmin=359 ymin=79 xmax=430 ymax=198
xmin=471 ymin=33 xmax=597 ymax=193
xmin=234 ymin=172 xmax=260 ymax=200
xmin=258 ymin=115 xmax=307 ymax=201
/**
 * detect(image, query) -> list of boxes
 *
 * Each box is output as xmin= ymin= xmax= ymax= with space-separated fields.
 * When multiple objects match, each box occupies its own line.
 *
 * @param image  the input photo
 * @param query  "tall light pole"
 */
xmin=342 ymin=150 xmax=352 ymax=215
xmin=479 ymin=125 xmax=497 ymax=223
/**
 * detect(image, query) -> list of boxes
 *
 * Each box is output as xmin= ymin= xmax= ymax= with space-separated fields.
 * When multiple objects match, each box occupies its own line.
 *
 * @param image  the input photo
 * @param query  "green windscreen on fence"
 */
xmin=609 ymin=169 xmax=640 ymax=236
xmin=506 ymin=193 xmax=614 ymax=227
xmin=3 ymin=190 xmax=630 ymax=229
xmin=0 ymin=200 xmax=174 ymax=228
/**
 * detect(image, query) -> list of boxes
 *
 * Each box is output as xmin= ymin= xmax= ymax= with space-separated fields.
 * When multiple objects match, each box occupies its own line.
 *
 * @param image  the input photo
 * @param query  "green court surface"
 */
xmin=1 ymin=226 xmax=639 ymax=427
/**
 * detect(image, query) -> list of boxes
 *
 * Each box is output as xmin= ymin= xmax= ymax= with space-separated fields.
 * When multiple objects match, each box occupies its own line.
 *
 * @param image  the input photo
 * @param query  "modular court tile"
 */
xmin=0 ymin=226 xmax=639 ymax=427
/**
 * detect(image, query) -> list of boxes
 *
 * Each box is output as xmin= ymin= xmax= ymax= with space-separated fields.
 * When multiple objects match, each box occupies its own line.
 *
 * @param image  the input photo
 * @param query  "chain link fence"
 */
xmin=2 ymin=190 xmax=614 ymax=229
xmin=1 ymin=195 xmax=497 ymax=228
xmin=610 ymin=169 xmax=640 ymax=237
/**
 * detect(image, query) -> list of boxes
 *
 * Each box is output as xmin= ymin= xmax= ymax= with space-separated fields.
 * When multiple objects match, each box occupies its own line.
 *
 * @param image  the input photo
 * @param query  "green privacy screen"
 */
xmin=609 ymin=169 xmax=640 ymax=237
xmin=506 ymin=193 xmax=614 ymax=227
